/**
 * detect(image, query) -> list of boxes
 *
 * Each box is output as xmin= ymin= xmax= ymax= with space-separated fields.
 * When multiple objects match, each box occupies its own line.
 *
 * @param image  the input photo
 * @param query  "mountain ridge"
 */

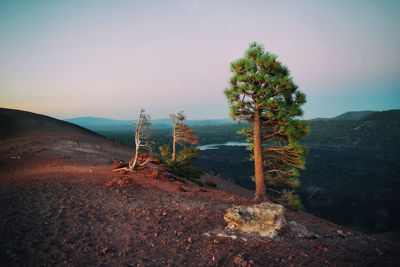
xmin=304 ymin=110 xmax=400 ymax=148
xmin=65 ymin=116 xmax=235 ymax=131
xmin=65 ymin=110 xmax=393 ymax=131
xmin=310 ymin=110 xmax=375 ymax=121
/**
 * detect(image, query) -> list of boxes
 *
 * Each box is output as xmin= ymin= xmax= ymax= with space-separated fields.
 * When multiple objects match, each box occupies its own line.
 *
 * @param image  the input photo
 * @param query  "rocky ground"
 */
xmin=0 ymin=108 xmax=399 ymax=266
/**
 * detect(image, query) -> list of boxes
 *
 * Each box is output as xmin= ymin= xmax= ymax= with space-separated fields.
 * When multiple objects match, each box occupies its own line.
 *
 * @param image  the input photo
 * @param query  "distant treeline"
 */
xmin=100 ymin=110 xmax=399 ymax=149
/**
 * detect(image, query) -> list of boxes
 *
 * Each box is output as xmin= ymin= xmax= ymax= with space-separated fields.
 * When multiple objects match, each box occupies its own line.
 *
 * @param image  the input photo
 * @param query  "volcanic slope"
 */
xmin=0 ymin=108 xmax=399 ymax=266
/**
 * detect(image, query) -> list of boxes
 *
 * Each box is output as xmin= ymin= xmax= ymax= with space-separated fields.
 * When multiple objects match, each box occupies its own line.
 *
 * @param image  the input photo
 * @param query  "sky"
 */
xmin=0 ymin=0 xmax=399 ymax=120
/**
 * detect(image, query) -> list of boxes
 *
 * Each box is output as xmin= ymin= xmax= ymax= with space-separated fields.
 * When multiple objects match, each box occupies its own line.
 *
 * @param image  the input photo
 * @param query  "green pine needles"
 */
xmin=224 ymin=42 xmax=309 ymax=209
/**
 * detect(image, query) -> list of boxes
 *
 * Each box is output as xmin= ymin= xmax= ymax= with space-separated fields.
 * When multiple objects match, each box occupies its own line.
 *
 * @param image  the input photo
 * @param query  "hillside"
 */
xmin=195 ymin=145 xmax=400 ymax=234
xmin=0 ymin=108 xmax=100 ymax=140
xmin=304 ymin=110 xmax=400 ymax=148
xmin=333 ymin=110 xmax=374 ymax=120
xmin=311 ymin=110 xmax=374 ymax=121
xmin=1 ymin=108 xmax=399 ymax=266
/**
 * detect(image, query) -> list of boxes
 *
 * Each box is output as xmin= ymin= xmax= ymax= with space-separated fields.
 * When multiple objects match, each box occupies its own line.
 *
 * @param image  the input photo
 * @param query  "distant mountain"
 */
xmin=304 ymin=110 xmax=400 ymax=148
xmin=65 ymin=117 xmax=136 ymax=132
xmin=186 ymin=118 xmax=234 ymax=126
xmin=310 ymin=110 xmax=375 ymax=121
xmin=363 ymin=109 xmax=400 ymax=121
xmin=67 ymin=110 xmax=378 ymax=132
xmin=66 ymin=116 xmax=135 ymax=126
xmin=65 ymin=117 xmax=235 ymax=132
xmin=333 ymin=110 xmax=375 ymax=120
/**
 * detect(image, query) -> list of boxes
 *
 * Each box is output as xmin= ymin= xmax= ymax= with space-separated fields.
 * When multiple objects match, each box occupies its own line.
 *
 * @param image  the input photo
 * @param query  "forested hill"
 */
xmin=332 ymin=110 xmax=374 ymax=120
xmin=304 ymin=110 xmax=400 ymax=148
xmin=310 ymin=110 xmax=374 ymax=121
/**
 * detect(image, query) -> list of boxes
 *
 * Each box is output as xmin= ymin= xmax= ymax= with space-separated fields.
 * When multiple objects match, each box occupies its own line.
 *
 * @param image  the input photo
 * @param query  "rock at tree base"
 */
xmin=224 ymin=202 xmax=286 ymax=238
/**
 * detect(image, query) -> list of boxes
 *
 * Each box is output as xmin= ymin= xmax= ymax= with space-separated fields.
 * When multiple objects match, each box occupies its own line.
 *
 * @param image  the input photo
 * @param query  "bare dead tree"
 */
xmin=170 ymin=111 xmax=200 ymax=160
xmin=113 ymin=108 xmax=153 ymax=172
xmin=129 ymin=108 xmax=153 ymax=170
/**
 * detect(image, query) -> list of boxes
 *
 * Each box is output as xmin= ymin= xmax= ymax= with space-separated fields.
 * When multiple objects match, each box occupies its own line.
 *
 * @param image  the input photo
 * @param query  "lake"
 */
xmin=197 ymin=142 xmax=249 ymax=150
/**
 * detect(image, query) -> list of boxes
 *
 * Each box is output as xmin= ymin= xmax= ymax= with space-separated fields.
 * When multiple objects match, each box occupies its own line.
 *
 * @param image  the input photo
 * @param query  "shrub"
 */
xmin=156 ymin=145 xmax=203 ymax=183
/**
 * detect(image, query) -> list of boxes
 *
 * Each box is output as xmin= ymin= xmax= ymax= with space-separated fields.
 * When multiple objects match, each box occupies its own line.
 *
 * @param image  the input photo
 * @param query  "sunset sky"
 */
xmin=1 ymin=0 xmax=399 ymax=120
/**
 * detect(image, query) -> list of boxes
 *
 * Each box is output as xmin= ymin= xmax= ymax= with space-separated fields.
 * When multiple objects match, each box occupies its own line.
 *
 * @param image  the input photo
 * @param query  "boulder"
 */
xmin=224 ymin=202 xmax=286 ymax=238
xmin=288 ymin=220 xmax=319 ymax=238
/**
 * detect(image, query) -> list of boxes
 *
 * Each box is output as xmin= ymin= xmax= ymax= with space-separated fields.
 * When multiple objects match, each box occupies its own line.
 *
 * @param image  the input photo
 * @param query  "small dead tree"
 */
xmin=129 ymin=109 xmax=153 ymax=170
xmin=113 ymin=108 xmax=153 ymax=172
xmin=170 ymin=111 xmax=200 ymax=160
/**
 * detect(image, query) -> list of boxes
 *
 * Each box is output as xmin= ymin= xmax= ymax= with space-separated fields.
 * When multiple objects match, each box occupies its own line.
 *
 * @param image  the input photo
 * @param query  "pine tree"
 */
xmin=224 ymin=42 xmax=309 ymax=204
xmin=170 ymin=111 xmax=200 ymax=160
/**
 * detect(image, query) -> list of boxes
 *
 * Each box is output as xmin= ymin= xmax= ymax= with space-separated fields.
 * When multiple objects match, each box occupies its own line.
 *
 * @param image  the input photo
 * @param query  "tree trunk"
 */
xmin=130 ymin=117 xmax=142 ymax=171
xmin=130 ymin=138 xmax=140 ymax=170
xmin=172 ymin=123 xmax=177 ymax=161
xmin=253 ymin=108 xmax=268 ymax=203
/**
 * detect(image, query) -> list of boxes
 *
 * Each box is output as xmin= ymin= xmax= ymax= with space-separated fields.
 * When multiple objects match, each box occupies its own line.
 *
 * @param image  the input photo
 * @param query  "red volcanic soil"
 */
xmin=0 ymin=108 xmax=399 ymax=266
